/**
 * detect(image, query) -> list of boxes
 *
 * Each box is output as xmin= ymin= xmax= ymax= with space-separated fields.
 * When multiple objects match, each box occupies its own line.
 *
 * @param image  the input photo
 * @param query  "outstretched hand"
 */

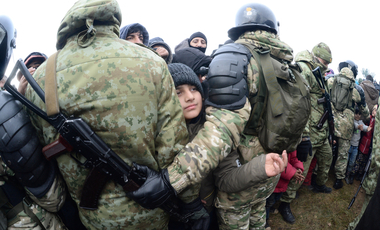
xmin=265 ymin=150 xmax=288 ymax=177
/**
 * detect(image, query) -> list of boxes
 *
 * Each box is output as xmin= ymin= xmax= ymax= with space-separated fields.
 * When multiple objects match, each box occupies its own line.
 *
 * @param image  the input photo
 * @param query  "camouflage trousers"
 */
xmin=314 ymin=139 xmax=333 ymax=186
xmin=217 ymin=200 xmax=266 ymax=230
xmin=334 ymin=138 xmax=351 ymax=179
xmin=347 ymin=193 xmax=372 ymax=230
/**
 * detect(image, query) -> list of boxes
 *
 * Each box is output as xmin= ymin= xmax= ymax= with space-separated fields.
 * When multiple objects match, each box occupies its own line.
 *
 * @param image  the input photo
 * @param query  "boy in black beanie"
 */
xmin=168 ymin=63 xmax=204 ymax=123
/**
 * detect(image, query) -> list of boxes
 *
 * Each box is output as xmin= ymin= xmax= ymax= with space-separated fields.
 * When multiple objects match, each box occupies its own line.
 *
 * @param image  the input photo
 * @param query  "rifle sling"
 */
xmin=45 ymin=50 xmax=61 ymax=116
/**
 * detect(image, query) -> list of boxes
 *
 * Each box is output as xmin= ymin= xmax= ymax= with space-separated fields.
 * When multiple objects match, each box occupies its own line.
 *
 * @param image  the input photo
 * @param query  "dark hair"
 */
xmin=366 ymin=74 xmax=374 ymax=82
xmin=355 ymin=106 xmax=361 ymax=115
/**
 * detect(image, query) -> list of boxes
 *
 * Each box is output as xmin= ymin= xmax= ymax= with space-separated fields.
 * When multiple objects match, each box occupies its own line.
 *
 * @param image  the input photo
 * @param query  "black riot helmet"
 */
xmin=0 ymin=15 xmax=16 ymax=81
xmin=338 ymin=60 xmax=358 ymax=78
xmin=228 ymin=3 xmax=279 ymax=41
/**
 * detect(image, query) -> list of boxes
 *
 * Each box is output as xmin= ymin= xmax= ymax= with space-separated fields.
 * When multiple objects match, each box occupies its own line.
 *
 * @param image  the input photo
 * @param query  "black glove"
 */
xmin=126 ymin=163 xmax=177 ymax=210
xmin=355 ymin=84 xmax=366 ymax=107
xmin=296 ymin=137 xmax=313 ymax=162
xmin=181 ymin=198 xmax=210 ymax=230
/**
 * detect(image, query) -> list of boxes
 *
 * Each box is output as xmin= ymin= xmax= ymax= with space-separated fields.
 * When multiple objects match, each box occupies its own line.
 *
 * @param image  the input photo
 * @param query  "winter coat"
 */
xmin=148 ymin=37 xmax=173 ymax=64
xmin=273 ymin=150 xmax=304 ymax=193
xmin=359 ymin=115 xmax=375 ymax=154
xmin=361 ymin=80 xmax=379 ymax=113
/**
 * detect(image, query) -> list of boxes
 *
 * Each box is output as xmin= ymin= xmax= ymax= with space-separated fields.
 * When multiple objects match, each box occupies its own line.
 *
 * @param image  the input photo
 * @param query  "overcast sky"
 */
xmin=2 ymin=0 xmax=380 ymax=84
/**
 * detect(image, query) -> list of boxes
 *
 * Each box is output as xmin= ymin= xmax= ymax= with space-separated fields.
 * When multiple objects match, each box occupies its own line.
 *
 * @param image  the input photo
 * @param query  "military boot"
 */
xmin=313 ymin=184 xmax=332 ymax=193
xmin=278 ymin=202 xmax=295 ymax=224
xmin=333 ymin=179 xmax=343 ymax=189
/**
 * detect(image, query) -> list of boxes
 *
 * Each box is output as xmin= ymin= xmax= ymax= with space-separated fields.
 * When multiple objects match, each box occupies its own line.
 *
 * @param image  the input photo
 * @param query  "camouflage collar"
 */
xmin=236 ymin=30 xmax=294 ymax=62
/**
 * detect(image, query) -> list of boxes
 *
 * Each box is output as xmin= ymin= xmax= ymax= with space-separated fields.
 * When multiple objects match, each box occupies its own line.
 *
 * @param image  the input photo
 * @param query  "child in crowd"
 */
xmin=352 ymin=104 xmax=377 ymax=181
xmin=346 ymin=106 xmax=372 ymax=184
xmin=265 ymin=151 xmax=304 ymax=228
xmin=167 ymin=63 xmax=287 ymax=230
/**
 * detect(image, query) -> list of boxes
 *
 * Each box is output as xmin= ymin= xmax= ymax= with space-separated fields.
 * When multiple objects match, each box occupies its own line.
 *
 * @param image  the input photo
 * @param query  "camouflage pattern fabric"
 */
xmin=294 ymin=50 xmax=329 ymax=147
xmin=25 ymin=0 xmax=188 ymax=229
xmin=280 ymin=49 xmax=331 ymax=203
xmin=347 ymin=193 xmax=371 ymax=230
xmin=333 ymin=138 xmax=350 ymax=179
xmin=217 ymin=199 xmax=266 ymax=230
xmin=314 ymin=139 xmax=333 ymax=185
xmin=0 ymin=158 xmax=67 ymax=230
xmin=169 ymin=30 xmax=294 ymax=228
xmin=348 ymin=98 xmax=380 ymax=229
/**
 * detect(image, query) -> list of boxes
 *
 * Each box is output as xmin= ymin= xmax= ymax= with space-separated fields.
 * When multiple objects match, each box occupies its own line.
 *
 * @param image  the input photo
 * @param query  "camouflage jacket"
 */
xmin=295 ymin=50 xmax=329 ymax=147
xmin=168 ymin=30 xmax=296 ymax=208
xmin=25 ymin=1 xmax=188 ymax=229
xmin=327 ymin=68 xmax=369 ymax=140
xmin=0 ymin=158 xmax=67 ymax=230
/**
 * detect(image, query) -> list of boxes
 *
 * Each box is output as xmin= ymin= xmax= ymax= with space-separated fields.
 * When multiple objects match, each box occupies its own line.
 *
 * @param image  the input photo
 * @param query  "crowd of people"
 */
xmin=0 ymin=0 xmax=379 ymax=230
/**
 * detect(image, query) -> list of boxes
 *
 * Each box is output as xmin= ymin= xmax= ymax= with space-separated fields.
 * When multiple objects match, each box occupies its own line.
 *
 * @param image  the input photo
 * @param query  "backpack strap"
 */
xmin=45 ymin=50 xmax=61 ymax=116
xmin=242 ymin=43 xmax=284 ymax=117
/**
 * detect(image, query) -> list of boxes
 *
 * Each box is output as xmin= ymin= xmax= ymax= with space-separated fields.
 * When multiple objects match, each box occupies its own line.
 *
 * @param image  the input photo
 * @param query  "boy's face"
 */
xmin=354 ymin=113 xmax=361 ymax=121
xmin=176 ymin=84 xmax=203 ymax=121
xmin=125 ymin=31 xmax=143 ymax=44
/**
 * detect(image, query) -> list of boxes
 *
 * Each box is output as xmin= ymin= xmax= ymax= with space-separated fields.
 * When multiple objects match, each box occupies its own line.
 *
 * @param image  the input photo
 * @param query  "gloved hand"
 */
xmin=126 ymin=163 xmax=177 ymax=210
xmin=355 ymin=84 xmax=366 ymax=107
xmin=181 ymin=198 xmax=210 ymax=230
xmin=296 ymin=137 xmax=313 ymax=162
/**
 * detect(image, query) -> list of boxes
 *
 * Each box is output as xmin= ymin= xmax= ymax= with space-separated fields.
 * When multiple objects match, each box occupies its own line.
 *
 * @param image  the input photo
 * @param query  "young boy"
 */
xmin=167 ymin=63 xmax=287 ymax=229
xmin=346 ymin=107 xmax=372 ymax=184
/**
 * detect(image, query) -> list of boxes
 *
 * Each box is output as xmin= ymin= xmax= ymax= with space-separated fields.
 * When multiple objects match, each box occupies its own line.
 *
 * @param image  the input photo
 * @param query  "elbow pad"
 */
xmin=0 ymin=91 xmax=56 ymax=198
xmin=205 ymin=43 xmax=251 ymax=110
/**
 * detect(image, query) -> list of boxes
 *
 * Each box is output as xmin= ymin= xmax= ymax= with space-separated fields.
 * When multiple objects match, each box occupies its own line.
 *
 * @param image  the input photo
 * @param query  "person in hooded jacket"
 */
xmin=174 ymin=31 xmax=208 ymax=54
xmin=360 ymin=74 xmax=379 ymax=118
xmin=119 ymin=22 xmax=149 ymax=45
xmin=172 ymin=47 xmax=212 ymax=82
xmin=148 ymin=37 xmax=173 ymax=64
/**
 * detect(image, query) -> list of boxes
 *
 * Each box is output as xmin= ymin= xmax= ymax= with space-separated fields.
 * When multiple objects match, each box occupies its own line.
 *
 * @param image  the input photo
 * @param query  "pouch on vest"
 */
xmin=238 ymin=42 xmax=311 ymax=153
xmin=330 ymin=74 xmax=355 ymax=112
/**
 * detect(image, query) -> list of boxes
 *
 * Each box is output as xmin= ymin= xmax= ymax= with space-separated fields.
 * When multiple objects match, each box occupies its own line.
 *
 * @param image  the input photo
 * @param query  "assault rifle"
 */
xmin=313 ymin=67 xmax=335 ymax=151
xmin=4 ymin=59 xmax=186 ymax=222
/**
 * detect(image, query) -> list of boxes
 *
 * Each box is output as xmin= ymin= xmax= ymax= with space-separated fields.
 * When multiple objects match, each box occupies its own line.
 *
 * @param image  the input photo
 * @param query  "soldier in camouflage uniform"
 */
xmin=128 ymin=3 xmax=300 ymax=230
xmin=25 ymin=0 xmax=189 ymax=229
xmin=0 ymin=157 xmax=67 ymax=230
xmin=278 ymin=42 xmax=334 ymax=224
xmin=347 ymin=97 xmax=380 ymax=229
xmin=327 ymin=62 xmax=370 ymax=190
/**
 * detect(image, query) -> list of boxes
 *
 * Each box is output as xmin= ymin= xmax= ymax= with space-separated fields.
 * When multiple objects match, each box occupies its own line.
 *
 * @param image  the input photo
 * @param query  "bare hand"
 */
xmin=154 ymin=46 xmax=169 ymax=58
xmin=293 ymin=169 xmax=305 ymax=184
xmin=17 ymin=76 xmax=28 ymax=95
xmin=265 ymin=150 xmax=288 ymax=177
xmin=367 ymin=126 xmax=372 ymax=132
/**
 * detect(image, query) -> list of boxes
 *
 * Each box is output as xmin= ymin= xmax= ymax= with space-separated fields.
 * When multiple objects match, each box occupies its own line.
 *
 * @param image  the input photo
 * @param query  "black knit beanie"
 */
xmin=188 ymin=32 xmax=207 ymax=53
xmin=168 ymin=63 xmax=204 ymax=98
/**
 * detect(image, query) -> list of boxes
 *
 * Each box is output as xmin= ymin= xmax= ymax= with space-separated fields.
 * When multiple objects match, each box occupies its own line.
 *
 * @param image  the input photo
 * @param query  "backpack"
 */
xmin=330 ymin=73 xmax=355 ymax=111
xmin=237 ymin=42 xmax=311 ymax=153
